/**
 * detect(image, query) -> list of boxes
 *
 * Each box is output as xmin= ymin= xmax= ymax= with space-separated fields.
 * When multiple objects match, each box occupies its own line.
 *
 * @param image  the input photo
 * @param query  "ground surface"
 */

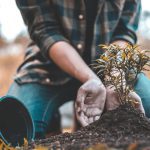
xmin=28 ymin=104 xmax=150 ymax=150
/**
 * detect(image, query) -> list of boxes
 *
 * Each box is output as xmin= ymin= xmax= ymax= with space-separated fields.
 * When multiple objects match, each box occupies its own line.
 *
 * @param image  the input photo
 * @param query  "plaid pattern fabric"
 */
xmin=15 ymin=0 xmax=141 ymax=85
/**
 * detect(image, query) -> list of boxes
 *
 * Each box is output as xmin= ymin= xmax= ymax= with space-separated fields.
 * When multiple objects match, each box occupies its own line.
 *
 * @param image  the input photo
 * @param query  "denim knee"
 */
xmin=134 ymin=73 xmax=150 ymax=117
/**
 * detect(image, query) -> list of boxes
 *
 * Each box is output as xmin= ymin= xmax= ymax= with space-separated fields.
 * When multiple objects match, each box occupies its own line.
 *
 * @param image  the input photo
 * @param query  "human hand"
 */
xmin=105 ymin=86 xmax=145 ymax=114
xmin=128 ymin=92 xmax=145 ymax=114
xmin=105 ymin=85 xmax=120 ymax=111
xmin=75 ymin=79 xmax=106 ymax=127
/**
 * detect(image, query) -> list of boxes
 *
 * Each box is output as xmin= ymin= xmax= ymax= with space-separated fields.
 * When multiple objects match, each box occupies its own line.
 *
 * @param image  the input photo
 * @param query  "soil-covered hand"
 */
xmin=105 ymin=86 xmax=120 ymax=111
xmin=75 ymin=79 xmax=106 ymax=127
xmin=128 ymin=92 xmax=145 ymax=114
xmin=105 ymin=86 xmax=145 ymax=114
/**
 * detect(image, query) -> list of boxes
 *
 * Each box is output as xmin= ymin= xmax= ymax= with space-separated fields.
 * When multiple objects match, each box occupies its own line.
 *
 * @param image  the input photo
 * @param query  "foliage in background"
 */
xmin=92 ymin=44 xmax=150 ymax=105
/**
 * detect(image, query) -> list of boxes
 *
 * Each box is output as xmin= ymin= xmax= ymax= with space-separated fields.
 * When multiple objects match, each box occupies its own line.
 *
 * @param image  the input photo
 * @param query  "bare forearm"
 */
xmin=49 ymin=41 xmax=99 ymax=83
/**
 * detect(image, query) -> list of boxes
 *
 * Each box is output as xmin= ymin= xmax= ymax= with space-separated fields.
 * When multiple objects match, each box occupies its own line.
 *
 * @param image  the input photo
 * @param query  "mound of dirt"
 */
xmin=29 ymin=104 xmax=150 ymax=150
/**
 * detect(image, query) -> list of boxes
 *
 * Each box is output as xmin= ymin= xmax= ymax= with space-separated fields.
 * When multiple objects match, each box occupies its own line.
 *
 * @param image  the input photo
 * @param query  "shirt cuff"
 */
xmin=111 ymin=34 xmax=136 ymax=46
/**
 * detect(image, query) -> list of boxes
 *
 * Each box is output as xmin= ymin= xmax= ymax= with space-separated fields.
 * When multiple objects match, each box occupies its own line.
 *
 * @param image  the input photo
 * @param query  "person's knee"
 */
xmin=134 ymin=73 xmax=150 ymax=118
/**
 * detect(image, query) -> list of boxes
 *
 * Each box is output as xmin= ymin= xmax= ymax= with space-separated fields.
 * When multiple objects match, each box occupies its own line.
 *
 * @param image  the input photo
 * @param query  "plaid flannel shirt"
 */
xmin=15 ymin=0 xmax=141 ymax=85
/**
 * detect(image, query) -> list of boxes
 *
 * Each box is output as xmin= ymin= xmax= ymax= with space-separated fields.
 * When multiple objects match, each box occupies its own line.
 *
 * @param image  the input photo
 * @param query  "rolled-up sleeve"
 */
xmin=16 ymin=0 xmax=69 ymax=59
xmin=111 ymin=0 xmax=141 ymax=45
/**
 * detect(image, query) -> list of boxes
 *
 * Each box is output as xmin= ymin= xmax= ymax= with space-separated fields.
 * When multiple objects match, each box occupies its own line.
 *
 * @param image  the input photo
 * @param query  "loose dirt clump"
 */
xmin=29 ymin=104 xmax=150 ymax=150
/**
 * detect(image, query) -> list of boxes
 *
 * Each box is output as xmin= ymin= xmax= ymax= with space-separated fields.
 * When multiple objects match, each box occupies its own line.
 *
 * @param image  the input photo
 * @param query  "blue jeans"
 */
xmin=134 ymin=73 xmax=150 ymax=117
xmin=7 ymin=79 xmax=81 ymax=139
xmin=7 ymin=73 xmax=150 ymax=139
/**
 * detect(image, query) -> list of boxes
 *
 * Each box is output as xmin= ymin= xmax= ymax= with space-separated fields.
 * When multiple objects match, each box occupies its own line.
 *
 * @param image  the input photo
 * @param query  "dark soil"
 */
xmin=29 ymin=104 xmax=150 ymax=150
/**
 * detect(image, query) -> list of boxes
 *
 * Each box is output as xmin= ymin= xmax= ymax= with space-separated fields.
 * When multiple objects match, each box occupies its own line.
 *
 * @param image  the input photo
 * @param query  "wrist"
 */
xmin=85 ymin=74 xmax=103 ymax=86
xmin=111 ymin=40 xmax=129 ymax=49
xmin=78 ymin=74 xmax=98 ymax=83
xmin=87 ymin=74 xmax=100 ymax=82
xmin=74 ymin=65 xmax=100 ymax=83
xmin=79 ymin=72 xmax=101 ymax=84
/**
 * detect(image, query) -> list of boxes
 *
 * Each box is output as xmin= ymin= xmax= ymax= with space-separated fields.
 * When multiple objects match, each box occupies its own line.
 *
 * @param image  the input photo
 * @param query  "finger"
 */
xmin=128 ymin=92 xmax=140 ymax=108
xmin=75 ymin=102 xmax=81 ymax=113
xmin=75 ymin=100 xmax=86 ymax=113
xmin=80 ymin=112 xmax=89 ymax=127
xmin=84 ymin=114 xmax=89 ymax=123
xmin=76 ymin=111 xmax=88 ymax=127
xmin=129 ymin=92 xmax=141 ymax=101
xmin=94 ymin=116 xmax=100 ymax=121
xmin=129 ymin=92 xmax=142 ymax=108
xmin=88 ymin=117 xmax=94 ymax=124
xmin=76 ymin=87 xmax=88 ymax=110
xmin=85 ymin=107 xmax=102 ymax=117
xmin=129 ymin=92 xmax=145 ymax=114
xmin=75 ymin=102 xmax=89 ymax=126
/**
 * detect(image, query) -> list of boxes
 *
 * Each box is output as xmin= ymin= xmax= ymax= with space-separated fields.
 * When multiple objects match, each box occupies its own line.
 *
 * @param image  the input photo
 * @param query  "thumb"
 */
xmin=129 ymin=92 xmax=145 ymax=115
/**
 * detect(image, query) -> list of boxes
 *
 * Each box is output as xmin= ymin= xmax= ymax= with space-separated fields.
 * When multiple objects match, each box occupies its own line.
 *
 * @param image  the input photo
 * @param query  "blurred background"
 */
xmin=0 ymin=0 xmax=150 ymax=131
